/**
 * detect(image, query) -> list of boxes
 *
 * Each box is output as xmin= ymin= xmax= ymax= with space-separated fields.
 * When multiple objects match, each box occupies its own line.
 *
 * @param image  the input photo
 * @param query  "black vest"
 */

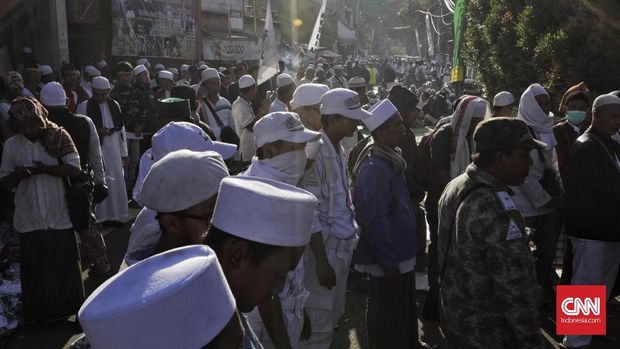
xmin=86 ymin=97 xmax=123 ymax=130
xmin=47 ymin=109 xmax=91 ymax=169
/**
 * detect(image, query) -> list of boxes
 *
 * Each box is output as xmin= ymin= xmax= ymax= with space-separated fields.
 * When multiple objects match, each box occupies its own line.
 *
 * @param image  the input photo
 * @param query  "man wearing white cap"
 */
xmin=198 ymin=68 xmax=236 ymax=144
xmin=562 ymin=93 xmax=620 ymax=349
xmin=38 ymin=65 xmax=54 ymax=90
xmin=242 ymin=112 xmax=321 ymax=348
xmin=1 ymin=72 xmax=30 ymax=122
xmin=299 ymin=66 xmax=315 ymax=86
xmin=154 ymin=70 xmax=175 ymax=100
xmin=299 ymin=88 xmax=371 ymax=348
xmin=204 ymin=176 xmax=318 ymax=349
xmin=348 ymin=76 xmax=369 ymax=106
xmin=290 ymin=84 xmax=330 ymax=132
xmin=232 ymin=74 xmax=262 ymax=162
xmin=150 ymin=63 xmax=165 ymax=89
xmin=312 ymin=67 xmax=331 ymax=89
xmin=178 ymin=64 xmax=191 ymax=85
xmin=269 ymin=74 xmax=296 ymax=113
xmin=492 ymin=91 xmax=516 ymax=118
xmin=77 ymin=77 xmax=129 ymax=228
xmin=168 ymin=67 xmax=179 ymax=81
xmin=351 ymin=99 xmax=426 ymax=348
xmin=123 ymin=149 xmax=230 ymax=267
xmin=41 ymin=82 xmax=112 ymax=275
xmin=328 ymin=66 xmax=348 ymax=89
xmin=79 ymin=245 xmax=244 ymax=349
xmin=81 ymin=66 xmax=101 ymax=98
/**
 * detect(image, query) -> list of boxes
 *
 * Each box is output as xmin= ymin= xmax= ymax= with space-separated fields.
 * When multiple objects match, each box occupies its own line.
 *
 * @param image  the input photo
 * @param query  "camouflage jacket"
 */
xmin=110 ymin=84 xmax=146 ymax=133
xmin=437 ymin=164 xmax=544 ymax=349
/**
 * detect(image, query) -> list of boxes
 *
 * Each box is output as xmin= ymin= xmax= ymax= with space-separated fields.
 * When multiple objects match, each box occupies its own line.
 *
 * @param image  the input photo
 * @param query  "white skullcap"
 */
xmin=151 ymin=122 xmax=237 ymax=161
xmin=254 ymin=112 xmax=321 ymax=148
xmin=133 ymin=64 xmax=148 ymax=76
xmin=168 ymin=67 xmax=178 ymax=76
xmin=306 ymin=65 xmax=315 ymax=72
xmin=90 ymin=68 xmax=101 ymax=77
xmin=40 ymin=82 xmax=67 ymax=107
xmin=471 ymin=98 xmax=490 ymax=119
xmin=593 ymin=93 xmax=620 ymax=110
xmin=84 ymin=66 xmax=98 ymax=76
xmin=97 ymin=60 xmax=108 ymax=70
xmin=320 ymin=88 xmax=372 ymax=120
xmin=348 ymin=76 xmax=366 ymax=88
xmin=180 ymin=64 xmax=190 ymax=72
xmin=137 ymin=58 xmax=149 ymax=66
xmin=197 ymin=60 xmax=206 ymax=66
xmin=158 ymin=70 xmax=173 ymax=81
xmin=39 ymin=65 xmax=53 ymax=75
xmin=315 ymin=67 xmax=324 ymax=73
xmin=154 ymin=63 xmax=165 ymax=70
xmin=276 ymin=73 xmax=295 ymax=88
xmin=202 ymin=68 xmax=219 ymax=81
xmin=317 ymin=57 xmax=325 ymax=63
xmin=125 ymin=10 xmax=135 ymax=18
xmin=140 ymin=150 xmax=229 ymax=213
xmin=211 ymin=176 xmax=317 ymax=247
xmin=334 ymin=65 xmax=344 ymax=70
xmin=493 ymin=91 xmax=515 ymax=107
xmin=79 ymin=245 xmax=235 ymax=349
xmin=218 ymin=67 xmax=227 ymax=73
xmin=199 ymin=64 xmax=209 ymax=70
xmin=238 ymin=75 xmax=256 ymax=89
xmin=290 ymin=83 xmax=330 ymax=109
xmin=364 ymin=99 xmax=399 ymax=132
xmin=91 ymin=76 xmax=111 ymax=90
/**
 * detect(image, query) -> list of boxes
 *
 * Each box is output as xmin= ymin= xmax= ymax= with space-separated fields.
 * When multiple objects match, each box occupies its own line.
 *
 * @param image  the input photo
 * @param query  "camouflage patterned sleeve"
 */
xmin=460 ymin=190 xmax=545 ymax=348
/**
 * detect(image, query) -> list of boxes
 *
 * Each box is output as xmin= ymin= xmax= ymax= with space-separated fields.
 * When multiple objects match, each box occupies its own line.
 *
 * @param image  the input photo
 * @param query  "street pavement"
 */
xmin=1 ymin=209 xmax=618 ymax=348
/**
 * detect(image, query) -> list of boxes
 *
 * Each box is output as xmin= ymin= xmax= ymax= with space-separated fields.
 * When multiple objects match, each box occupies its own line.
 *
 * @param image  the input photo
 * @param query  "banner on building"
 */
xmin=257 ymin=0 xmax=278 ymax=85
xmin=203 ymin=38 xmax=261 ymax=61
xmin=307 ymin=0 xmax=327 ymax=52
xmin=111 ymin=0 xmax=196 ymax=59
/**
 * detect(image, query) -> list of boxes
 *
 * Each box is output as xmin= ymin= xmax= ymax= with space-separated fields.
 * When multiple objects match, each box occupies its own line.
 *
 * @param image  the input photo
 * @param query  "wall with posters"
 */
xmin=111 ymin=0 xmax=196 ymax=59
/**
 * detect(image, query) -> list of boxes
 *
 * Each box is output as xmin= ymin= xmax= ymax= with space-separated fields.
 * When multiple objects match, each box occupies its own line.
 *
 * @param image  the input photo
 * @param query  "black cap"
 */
xmin=158 ymin=98 xmax=191 ymax=121
xmin=474 ymin=117 xmax=547 ymax=151
xmin=388 ymin=85 xmax=419 ymax=114
xmin=115 ymin=61 xmax=133 ymax=74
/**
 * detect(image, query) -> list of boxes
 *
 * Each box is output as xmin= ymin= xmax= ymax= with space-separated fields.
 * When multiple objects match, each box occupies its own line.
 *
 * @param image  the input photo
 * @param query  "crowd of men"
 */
xmin=0 ymin=49 xmax=619 ymax=349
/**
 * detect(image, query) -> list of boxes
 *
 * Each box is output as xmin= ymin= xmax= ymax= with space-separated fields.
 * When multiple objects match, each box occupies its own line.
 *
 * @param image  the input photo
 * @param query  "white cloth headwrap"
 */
xmin=449 ymin=96 xmax=490 ymax=179
xmin=517 ymin=83 xmax=557 ymax=150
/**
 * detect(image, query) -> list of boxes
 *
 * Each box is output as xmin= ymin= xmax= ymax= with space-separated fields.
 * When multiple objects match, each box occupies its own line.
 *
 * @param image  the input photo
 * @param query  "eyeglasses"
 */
xmin=172 ymin=211 xmax=211 ymax=224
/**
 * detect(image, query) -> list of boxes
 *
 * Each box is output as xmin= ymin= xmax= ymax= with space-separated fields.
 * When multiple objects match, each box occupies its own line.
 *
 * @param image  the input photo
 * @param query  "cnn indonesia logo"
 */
xmin=556 ymin=285 xmax=606 ymax=335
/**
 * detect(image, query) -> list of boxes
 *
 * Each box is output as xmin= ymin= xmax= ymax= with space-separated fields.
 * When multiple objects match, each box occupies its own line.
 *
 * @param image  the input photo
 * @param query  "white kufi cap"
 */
xmin=290 ymin=83 xmax=329 ymax=109
xmin=40 ymin=82 xmax=67 ymax=107
xmin=202 ymin=68 xmax=220 ymax=82
xmin=211 ymin=176 xmax=317 ymax=247
xmin=133 ymin=64 xmax=148 ymax=76
xmin=79 ymin=245 xmax=235 ymax=349
xmin=158 ymin=70 xmax=173 ymax=81
xmin=139 ymin=150 xmax=229 ymax=213
xmin=364 ymin=99 xmax=399 ymax=132
xmin=277 ymin=73 xmax=295 ymax=88
xmin=39 ymin=65 xmax=53 ymax=75
xmin=91 ymin=76 xmax=111 ymax=90
xmin=154 ymin=63 xmax=165 ymax=70
xmin=593 ymin=93 xmax=620 ymax=110
xmin=254 ymin=112 xmax=321 ymax=148
xmin=348 ymin=76 xmax=366 ymax=88
xmin=493 ymin=91 xmax=515 ymax=107
xmin=238 ymin=75 xmax=256 ymax=89
xmin=320 ymin=88 xmax=372 ymax=120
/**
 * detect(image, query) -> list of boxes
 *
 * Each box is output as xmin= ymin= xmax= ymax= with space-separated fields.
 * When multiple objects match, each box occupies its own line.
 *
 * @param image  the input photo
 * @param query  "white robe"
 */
xmin=78 ymin=101 xmax=129 ymax=222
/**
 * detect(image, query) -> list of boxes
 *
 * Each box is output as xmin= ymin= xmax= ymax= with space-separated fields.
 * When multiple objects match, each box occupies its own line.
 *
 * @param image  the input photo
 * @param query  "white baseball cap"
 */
xmin=254 ymin=112 xmax=321 ymax=148
xmin=364 ymin=99 xmax=399 ymax=132
xmin=158 ymin=70 xmax=173 ymax=81
xmin=202 ymin=68 xmax=220 ymax=82
xmin=39 ymin=65 xmax=53 ymax=75
xmin=151 ymin=121 xmax=237 ymax=162
xmin=276 ymin=73 xmax=295 ymax=88
xmin=40 ymin=82 xmax=67 ymax=107
xmin=91 ymin=76 xmax=111 ymax=90
xmin=140 ymin=149 xmax=229 ymax=213
xmin=79 ymin=245 xmax=236 ymax=349
xmin=133 ymin=64 xmax=148 ymax=76
xmin=290 ymin=83 xmax=330 ymax=109
xmin=211 ymin=176 xmax=317 ymax=247
xmin=493 ymin=91 xmax=515 ymax=107
xmin=238 ymin=75 xmax=256 ymax=89
xmin=320 ymin=88 xmax=372 ymax=120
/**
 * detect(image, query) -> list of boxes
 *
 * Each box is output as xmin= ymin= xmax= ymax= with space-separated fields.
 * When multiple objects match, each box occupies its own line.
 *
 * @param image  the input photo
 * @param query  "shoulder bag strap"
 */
xmin=204 ymin=99 xmax=224 ymax=128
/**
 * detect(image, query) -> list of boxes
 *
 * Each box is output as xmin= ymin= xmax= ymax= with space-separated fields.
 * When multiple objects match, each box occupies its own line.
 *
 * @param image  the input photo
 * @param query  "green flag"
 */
xmin=451 ymin=0 xmax=467 ymax=83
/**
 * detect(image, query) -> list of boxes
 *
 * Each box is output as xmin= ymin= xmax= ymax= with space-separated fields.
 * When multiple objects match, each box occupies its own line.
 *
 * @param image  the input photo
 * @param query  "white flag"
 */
xmin=307 ymin=0 xmax=327 ymax=52
xmin=257 ymin=0 xmax=278 ymax=85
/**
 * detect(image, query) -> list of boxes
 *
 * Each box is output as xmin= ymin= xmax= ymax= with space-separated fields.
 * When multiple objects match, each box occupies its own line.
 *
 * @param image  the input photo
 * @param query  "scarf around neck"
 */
xmin=351 ymin=138 xmax=407 ymax=182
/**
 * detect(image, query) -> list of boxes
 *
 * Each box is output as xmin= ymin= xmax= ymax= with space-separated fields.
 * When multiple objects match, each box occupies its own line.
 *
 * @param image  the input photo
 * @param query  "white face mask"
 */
xmin=262 ymin=149 xmax=308 ymax=180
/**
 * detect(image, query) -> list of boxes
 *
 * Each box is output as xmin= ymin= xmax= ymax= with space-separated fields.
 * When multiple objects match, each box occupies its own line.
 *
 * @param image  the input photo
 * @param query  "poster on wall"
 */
xmin=111 ymin=0 xmax=195 ymax=59
xmin=203 ymin=38 xmax=261 ymax=61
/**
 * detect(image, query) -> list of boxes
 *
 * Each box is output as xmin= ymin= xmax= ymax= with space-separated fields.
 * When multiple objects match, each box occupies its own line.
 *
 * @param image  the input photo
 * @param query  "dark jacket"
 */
xmin=553 ymin=120 xmax=583 ymax=184
xmin=565 ymin=128 xmax=620 ymax=242
xmin=47 ymin=108 xmax=91 ymax=169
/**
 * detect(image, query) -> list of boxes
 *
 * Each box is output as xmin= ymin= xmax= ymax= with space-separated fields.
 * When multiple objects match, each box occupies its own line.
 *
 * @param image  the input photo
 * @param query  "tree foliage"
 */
xmin=463 ymin=0 xmax=620 ymax=104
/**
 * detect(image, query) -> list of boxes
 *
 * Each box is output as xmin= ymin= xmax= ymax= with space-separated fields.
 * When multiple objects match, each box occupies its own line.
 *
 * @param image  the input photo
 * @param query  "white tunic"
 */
xmin=268 ymin=98 xmax=289 ymax=113
xmin=199 ymin=96 xmax=234 ymax=141
xmin=0 ymin=134 xmax=80 ymax=233
xmin=78 ymin=101 xmax=129 ymax=222
xmin=232 ymin=96 xmax=256 ymax=161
